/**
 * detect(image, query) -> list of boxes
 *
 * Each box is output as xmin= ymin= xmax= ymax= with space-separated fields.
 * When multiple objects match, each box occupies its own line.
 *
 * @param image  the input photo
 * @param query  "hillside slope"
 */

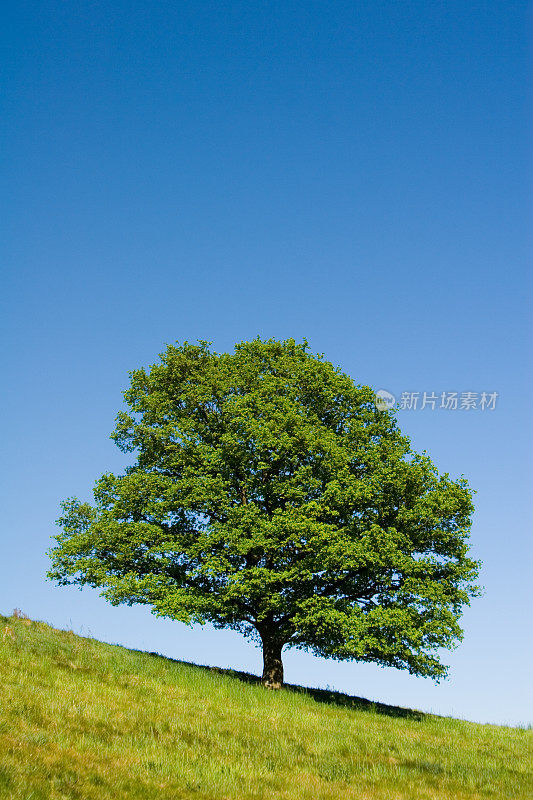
xmin=0 ymin=613 xmax=530 ymax=800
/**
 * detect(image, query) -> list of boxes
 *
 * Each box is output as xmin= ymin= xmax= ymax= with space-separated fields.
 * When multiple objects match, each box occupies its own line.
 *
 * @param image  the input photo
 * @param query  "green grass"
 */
xmin=0 ymin=613 xmax=530 ymax=799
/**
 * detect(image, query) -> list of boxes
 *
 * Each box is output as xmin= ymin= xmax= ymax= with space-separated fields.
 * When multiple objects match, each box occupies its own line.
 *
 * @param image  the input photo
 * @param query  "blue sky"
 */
xmin=2 ymin=1 xmax=531 ymax=726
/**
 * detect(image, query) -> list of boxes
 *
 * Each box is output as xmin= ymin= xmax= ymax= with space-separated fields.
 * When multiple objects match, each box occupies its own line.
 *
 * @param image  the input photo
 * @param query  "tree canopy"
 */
xmin=48 ymin=338 xmax=480 ymax=688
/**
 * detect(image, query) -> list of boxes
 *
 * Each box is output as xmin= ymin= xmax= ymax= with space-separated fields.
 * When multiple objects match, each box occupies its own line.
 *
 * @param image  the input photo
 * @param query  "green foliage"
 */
xmin=1 ymin=615 xmax=530 ymax=800
xmin=48 ymin=337 xmax=480 ymax=679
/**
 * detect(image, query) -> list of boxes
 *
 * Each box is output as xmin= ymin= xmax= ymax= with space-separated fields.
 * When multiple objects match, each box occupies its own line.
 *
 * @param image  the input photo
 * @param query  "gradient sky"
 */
xmin=2 ymin=1 xmax=531 ymax=726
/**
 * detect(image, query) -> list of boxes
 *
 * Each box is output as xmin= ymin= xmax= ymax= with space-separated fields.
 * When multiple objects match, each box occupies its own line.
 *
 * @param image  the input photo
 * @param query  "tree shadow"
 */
xmin=285 ymin=684 xmax=426 ymax=721
xmin=147 ymin=653 xmax=426 ymax=722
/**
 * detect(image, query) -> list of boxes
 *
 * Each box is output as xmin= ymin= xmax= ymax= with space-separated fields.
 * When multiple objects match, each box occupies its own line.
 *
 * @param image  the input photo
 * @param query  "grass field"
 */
xmin=0 ymin=612 xmax=530 ymax=799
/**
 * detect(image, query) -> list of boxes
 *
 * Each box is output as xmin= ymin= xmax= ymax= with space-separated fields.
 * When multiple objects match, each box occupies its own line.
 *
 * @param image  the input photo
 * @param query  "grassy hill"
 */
xmin=0 ymin=613 xmax=530 ymax=800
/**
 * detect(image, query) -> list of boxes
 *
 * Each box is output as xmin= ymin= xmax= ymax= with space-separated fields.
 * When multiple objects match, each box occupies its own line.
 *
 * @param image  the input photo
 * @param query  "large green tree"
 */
xmin=48 ymin=338 xmax=480 ymax=688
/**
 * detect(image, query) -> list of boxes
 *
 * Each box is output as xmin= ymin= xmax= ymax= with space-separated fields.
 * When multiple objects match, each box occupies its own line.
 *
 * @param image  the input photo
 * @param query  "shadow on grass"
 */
xmin=147 ymin=651 xmax=426 ymax=722
xmin=285 ymin=684 xmax=425 ymax=721
xmin=4 ymin=614 xmax=425 ymax=723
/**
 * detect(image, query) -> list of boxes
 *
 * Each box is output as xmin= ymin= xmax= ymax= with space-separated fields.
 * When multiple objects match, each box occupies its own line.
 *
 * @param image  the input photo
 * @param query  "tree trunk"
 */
xmin=261 ymin=637 xmax=284 ymax=689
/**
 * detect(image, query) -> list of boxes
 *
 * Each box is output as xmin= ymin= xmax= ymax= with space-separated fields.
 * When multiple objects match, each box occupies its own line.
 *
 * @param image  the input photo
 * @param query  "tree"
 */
xmin=48 ymin=338 xmax=480 ymax=689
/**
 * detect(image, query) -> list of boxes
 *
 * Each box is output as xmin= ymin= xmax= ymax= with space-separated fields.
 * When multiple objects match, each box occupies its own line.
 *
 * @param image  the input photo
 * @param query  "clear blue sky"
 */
xmin=2 ymin=1 xmax=531 ymax=726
